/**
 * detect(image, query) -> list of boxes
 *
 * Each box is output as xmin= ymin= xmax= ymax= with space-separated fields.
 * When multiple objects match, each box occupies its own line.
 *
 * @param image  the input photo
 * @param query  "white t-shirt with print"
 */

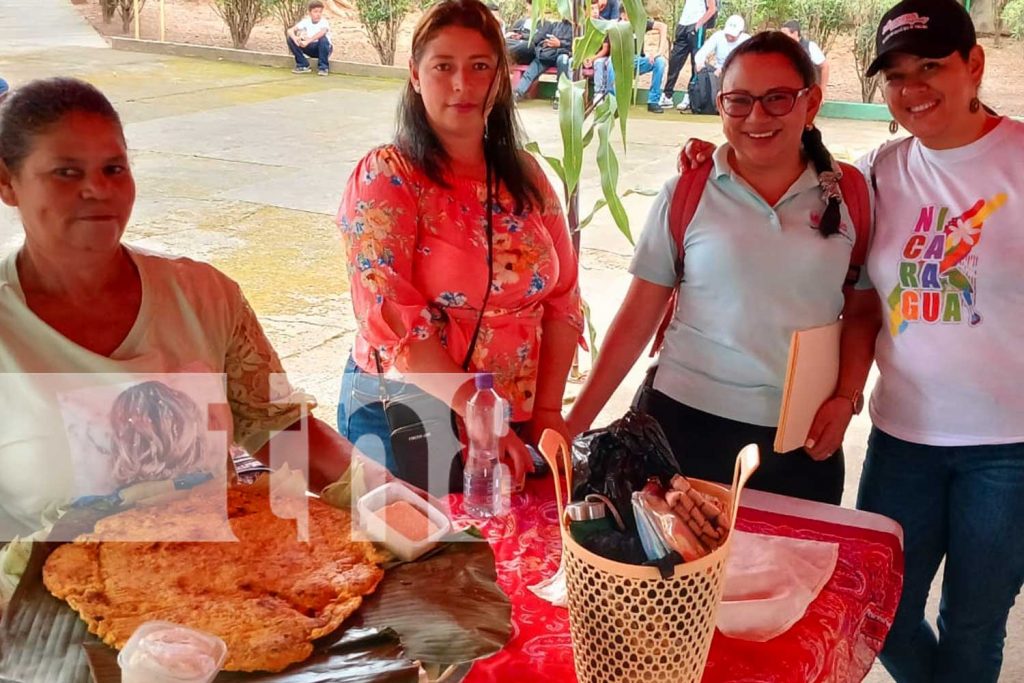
xmin=0 ymin=247 xmax=303 ymax=537
xmin=296 ymin=16 xmax=332 ymax=44
xmin=857 ymin=118 xmax=1024 ymax=446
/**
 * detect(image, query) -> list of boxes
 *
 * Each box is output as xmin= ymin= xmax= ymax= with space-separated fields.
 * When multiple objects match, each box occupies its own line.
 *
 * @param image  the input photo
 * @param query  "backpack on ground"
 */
xmin=687 ymin=70 xmax=718 ymax=115
xmin=649 ymin=158 xmax=872 ymax=355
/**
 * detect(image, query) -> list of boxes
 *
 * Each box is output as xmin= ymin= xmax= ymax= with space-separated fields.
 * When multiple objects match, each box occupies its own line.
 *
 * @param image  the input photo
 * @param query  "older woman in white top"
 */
xmin=0 ymin=78 xmax=378 ymax=599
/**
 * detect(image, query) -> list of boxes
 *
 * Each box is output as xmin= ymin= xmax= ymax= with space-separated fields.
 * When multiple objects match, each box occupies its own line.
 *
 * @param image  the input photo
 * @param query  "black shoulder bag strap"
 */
xmin=373 ymin=159 xmax=494 ymax=384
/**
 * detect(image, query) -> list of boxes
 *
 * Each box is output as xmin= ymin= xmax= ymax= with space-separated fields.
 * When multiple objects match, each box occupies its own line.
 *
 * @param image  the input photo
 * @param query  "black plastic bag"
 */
xmin=571 ymin=410 xmax=682 ymax=532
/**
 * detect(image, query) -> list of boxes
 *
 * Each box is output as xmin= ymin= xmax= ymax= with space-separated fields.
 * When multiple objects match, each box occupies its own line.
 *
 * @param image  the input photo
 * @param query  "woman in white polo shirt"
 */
xmin=566 ymin=32 xmax=878 ymax=505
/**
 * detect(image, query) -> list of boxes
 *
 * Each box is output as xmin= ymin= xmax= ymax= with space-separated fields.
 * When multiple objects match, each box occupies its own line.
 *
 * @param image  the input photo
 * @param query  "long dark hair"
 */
xmin=721 ymin=32 xmax=842 ymax=237
xmin=396 ymin=0 xmax=543 ymax=213
xmin=0 ymin=77 xmax=124 ymax=174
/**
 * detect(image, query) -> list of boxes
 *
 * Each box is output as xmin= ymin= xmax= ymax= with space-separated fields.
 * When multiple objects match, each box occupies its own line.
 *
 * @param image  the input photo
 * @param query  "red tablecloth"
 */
xmin=445 ymin=476 xmax=903 ymax=683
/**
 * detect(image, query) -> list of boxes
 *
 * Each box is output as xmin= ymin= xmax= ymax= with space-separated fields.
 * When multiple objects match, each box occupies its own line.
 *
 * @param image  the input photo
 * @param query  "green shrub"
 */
xmin=851 ymin=0 xmax=898 ymax=103
xmin=1003 ymin=0 xmax=1024 ymax=51
xmin=270 ymin=0 xmax=310 ymax=31
xmin=355 ymin=0 xmax=415 ymax=65
xmin=212 ymin=0 xmax=270 ymax=49
xmin=790 ymin=0 xmax=846 ymax=53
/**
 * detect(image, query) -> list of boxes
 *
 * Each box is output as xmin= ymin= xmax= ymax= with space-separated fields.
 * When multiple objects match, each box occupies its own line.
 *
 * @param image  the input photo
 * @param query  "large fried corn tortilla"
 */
xmin=42 ymin=479 xmax=385 ymax=673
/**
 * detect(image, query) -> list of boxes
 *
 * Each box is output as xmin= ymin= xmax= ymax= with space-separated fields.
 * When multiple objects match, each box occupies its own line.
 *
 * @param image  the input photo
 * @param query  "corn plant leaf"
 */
xmin=621 ymin=0 xmax=649 ymax=56
xmin=573 ymin=17 xmax=609 ymax=70
xmin=528 ymin=0 xmax=543 ymax=44
xmin=605 ymin=21 xmax=635 ymax=147
xmin=524 ymin=141 xmax=567 ymax=186
xmin=558 ymin=75 xmax=587 ymax=197
xmin=577 ymin=198 xmax=608 ymax=232
xmin=594 ymin=96 xmax=632 ymax=244
xmin=580 ymin=297 xmax=600 ymax=364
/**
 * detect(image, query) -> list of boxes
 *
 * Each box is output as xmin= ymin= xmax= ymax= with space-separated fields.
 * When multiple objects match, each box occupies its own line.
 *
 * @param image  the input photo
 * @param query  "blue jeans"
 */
xmin=514 ymin=53 xmax=571 ymax=98
xmin=337 ymin=355 xmax=464 ymax=497
xmin=856 ymin=428 xmax=1024 ymax=683
xmin=286 ymin=35 xmax=333 ymax=70
xmin=337 ymin=355 xmax=396 ymax=473
xmin=597 ymin=55 xmax=667 ymax=105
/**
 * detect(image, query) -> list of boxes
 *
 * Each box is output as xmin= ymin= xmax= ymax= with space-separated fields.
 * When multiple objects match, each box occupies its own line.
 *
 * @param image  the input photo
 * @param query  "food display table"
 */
xmin=447 ymin=476 xmax=904 ymax=683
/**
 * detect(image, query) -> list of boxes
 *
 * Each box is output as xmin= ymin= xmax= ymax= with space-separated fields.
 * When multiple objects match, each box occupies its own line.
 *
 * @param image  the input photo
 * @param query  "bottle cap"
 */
xmin=474 ymin=373 xmax=494 ymax=391
xmin=566 ymin=501 xmax=607 ymax=521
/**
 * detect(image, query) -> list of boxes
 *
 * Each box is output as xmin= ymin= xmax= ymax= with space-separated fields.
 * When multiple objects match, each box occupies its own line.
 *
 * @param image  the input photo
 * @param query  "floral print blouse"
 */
xmin=337 ymin=145 xmax=584 ymax=422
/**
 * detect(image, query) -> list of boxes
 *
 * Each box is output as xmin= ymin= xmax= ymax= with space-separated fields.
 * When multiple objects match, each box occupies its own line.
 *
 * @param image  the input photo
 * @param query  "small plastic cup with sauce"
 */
xmin=118 ymin=621 xmax=227 ymax=683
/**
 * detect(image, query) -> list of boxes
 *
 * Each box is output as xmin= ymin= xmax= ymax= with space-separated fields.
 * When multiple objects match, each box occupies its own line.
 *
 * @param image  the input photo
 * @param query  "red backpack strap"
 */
xmin=836 ymin=162 xmax=871 ymax=282
xmin=649 ymin=159 xmax=713 ymax=357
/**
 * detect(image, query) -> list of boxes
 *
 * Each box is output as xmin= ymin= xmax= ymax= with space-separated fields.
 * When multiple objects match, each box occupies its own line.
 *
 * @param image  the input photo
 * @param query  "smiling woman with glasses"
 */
xmin=718 ymin=87 xmax=810 ymax=117
xmin=567 ymin=31 xmax=879 ymax=505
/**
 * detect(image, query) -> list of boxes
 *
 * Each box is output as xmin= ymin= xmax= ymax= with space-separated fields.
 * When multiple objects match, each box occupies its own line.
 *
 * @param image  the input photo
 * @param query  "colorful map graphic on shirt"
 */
xmin=886 ymin=193 xmax=1007 ymax=337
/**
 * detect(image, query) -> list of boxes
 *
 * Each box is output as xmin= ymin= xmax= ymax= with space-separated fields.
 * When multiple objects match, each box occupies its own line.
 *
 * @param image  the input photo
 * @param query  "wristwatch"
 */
xmin=835 ymin=388 xmax=864 ymax=415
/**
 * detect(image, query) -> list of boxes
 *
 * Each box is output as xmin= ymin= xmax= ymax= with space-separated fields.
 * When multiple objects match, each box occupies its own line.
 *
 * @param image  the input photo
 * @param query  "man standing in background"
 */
xmin=781 ymin=20 xmax=830 ymax=98
xmin=661 ymin=0 xmax=717 ymax=110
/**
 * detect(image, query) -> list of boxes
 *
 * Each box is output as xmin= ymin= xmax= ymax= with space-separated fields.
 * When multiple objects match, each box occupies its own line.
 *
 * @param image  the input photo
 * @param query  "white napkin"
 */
xmin=716 ymin=530 xmax=838 ymax=642
xmin=528 ymin=552 xmax=568 ymax=607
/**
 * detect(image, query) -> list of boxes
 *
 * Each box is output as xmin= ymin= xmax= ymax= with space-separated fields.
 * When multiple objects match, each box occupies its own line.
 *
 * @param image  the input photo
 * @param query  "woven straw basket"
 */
xmin=539 ymin=431 xmax=760 ymax=683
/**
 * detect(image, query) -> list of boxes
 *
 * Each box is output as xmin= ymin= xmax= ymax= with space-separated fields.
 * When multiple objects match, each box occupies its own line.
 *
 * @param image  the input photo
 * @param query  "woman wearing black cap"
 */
xmin=679 ymin=1 xmax=1023 ymax=680
xmin=852 ymin=1 xmax=1023 ymax=682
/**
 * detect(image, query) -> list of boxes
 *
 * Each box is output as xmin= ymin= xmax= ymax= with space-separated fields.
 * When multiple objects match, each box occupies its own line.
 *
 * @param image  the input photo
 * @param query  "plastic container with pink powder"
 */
xmin=118 ymin=621 xmax=227 ymax=683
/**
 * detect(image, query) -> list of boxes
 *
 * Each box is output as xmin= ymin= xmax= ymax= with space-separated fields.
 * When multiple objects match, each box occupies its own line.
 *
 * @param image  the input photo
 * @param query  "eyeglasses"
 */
xmin=718 ymin=88 xmax=810 ymax=117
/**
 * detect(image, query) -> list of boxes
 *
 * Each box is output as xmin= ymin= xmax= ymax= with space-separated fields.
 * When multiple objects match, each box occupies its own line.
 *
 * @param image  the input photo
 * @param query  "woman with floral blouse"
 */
xmin=336 ymin=0 xmax=583 ymax=489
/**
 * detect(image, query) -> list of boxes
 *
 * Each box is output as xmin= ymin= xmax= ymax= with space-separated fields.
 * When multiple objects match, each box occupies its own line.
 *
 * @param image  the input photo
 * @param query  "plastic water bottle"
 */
xmin=463 ymin=373 xmax=508 ymax=518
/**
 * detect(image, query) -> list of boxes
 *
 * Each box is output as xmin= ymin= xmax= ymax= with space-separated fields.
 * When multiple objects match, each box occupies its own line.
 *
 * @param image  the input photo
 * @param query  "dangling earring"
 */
xmin=889 ymin=120 xmax=899 ymax=135
xmin=969 ymin=97 xmax=981 ymax=113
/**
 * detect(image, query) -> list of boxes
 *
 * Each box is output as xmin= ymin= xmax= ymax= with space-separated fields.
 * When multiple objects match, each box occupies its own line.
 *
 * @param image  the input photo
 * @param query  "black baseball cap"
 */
xmin=866 ymin=0 xmax=976 ymax=77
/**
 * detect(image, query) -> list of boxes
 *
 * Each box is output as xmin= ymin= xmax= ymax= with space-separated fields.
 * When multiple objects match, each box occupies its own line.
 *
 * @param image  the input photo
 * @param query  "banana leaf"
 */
xmin=0 ymin=517 xmax=507 ymax=682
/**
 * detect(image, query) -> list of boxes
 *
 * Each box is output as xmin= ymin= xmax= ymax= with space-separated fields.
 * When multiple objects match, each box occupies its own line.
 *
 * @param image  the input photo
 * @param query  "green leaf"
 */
xmin=556 ymin=0 xmax=572 ymax=20
xmin=558 ymin=75 xmax=586 ymax=197
xmin=572 ymin=18 xmax=609 ymax=70
xmin=528 ymin=0 xmax=543 ymax=44
xmin=594 ymin=96 xmax=633 ymax=244
xmin=524 ymin=140 xmax=567 ymax=185
xmin=576 ymin=187 xmax=656 ymax=232
xmin=580 ymin=297 xmax=600 ymax=364
xmin=605 ymin=21 xmax=634 ymax=147
xmin=577 ymin=198 xmax=608 ymax=232
xmin=621 ymin=0 xmax=649 ymax=57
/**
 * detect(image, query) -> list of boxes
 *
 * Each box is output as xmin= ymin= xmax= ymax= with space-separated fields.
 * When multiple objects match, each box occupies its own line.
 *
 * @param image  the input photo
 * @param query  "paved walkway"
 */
xmin=0 ymin=0 xmax=107 ymax=52
xmin=0 ymin=7 xmax=1021 ymax=681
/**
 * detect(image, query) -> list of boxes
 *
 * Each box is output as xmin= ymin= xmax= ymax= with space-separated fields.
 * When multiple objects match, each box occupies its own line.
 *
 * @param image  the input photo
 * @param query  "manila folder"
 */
xmin=774 ymin=321 xmax=841 ymax=453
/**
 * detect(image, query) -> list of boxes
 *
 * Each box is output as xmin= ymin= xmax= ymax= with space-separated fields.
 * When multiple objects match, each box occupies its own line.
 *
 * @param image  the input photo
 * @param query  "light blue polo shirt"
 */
xmin=630 ymin=144 xmax=859 ymax=426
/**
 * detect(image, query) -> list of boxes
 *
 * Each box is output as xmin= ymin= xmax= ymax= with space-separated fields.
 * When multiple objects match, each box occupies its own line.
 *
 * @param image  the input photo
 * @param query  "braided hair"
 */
xmin=721 ymin=31 xmax=842 ymax=237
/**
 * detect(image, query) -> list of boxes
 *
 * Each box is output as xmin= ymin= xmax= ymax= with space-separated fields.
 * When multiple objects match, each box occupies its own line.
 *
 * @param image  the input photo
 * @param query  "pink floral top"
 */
xmin=338 ymin=145 xmax=584 ymax=422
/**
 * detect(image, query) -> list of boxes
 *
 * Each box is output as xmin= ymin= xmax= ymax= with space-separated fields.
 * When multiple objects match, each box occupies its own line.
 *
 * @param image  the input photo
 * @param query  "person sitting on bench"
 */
xmin=513 ymin=18 xmax=573 ymax=108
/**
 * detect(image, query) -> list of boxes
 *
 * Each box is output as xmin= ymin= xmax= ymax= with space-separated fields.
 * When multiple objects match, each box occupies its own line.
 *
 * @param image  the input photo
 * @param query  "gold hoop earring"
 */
xmin=969 ymin=97 xmax=981 ymax=113
xmin=889 ymin=120 xmax=899 ymax=135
